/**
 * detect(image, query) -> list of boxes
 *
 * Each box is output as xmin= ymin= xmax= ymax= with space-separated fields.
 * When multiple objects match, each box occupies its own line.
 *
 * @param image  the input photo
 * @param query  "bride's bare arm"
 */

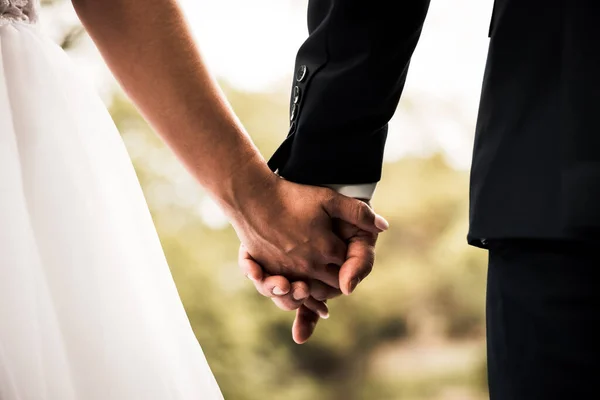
xmin=71 ymin=0 xmax=265 ymax=209
xmin=71 ymin=0 xmax=387 ymax=321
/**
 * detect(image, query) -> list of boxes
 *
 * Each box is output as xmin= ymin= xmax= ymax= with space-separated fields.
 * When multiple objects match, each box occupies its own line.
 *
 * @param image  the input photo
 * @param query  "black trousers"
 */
xmin=486 ymin=240 xmax=600 ymax=399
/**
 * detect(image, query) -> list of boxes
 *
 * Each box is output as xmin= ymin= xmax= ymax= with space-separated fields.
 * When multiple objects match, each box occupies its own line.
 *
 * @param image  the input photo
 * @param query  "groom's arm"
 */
xmin=257 ymin=1 xmax=431 ymax=344
xmin=268 ymin=0 xmax=431 ymax=194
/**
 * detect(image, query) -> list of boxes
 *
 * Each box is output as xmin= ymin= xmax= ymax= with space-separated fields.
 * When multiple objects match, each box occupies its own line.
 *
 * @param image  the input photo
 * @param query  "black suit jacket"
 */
xmin=268 ymin=0 xmax=600 ymax=246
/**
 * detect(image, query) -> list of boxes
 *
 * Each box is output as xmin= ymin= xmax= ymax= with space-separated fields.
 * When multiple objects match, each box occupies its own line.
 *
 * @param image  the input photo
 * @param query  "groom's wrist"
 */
xmin=274 ymin=172 xmax=377 ymax=200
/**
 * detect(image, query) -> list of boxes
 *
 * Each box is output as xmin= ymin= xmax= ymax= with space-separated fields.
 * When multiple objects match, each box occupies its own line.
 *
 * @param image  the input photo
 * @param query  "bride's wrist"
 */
xmin=215 ymin=153 xmax=278 ymax=220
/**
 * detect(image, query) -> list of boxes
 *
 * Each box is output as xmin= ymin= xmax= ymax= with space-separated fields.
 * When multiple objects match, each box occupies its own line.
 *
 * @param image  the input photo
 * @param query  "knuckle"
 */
xmin=294 ymin=258 xmax=312 ymax=272
xmin=293 ymin=281 xmax=310 ymax=292
xmin=355 ymin=202 xmax=370 ymax=222
xmin=275 ymin=298 xmax=300 ymax=311
xmin=322 ymin=190 xmax=338 ymax=209
xmin=320 ymin=187 xmax=336 ymax=200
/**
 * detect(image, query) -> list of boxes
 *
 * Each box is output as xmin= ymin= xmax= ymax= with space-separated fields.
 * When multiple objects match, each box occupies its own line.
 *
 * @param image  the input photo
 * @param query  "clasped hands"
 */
xmin=230 ymin=173 xmax=388 ymax=344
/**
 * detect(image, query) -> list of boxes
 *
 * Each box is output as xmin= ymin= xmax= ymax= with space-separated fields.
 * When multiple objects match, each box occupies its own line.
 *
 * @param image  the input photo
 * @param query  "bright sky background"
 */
xmin=43 ymin=0 xmax=494 ymax=170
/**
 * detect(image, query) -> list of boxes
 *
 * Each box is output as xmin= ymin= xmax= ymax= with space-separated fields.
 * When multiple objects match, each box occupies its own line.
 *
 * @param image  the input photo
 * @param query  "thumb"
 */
xmin=324 ymin=194 xmax=389 ymax=234
xmin=338 ymin=234 xmax=376 ymax=295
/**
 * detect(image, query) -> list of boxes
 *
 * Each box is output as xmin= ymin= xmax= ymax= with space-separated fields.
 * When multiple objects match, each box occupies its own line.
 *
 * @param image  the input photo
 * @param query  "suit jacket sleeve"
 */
xmin=267 ymin=0 xmax=431 ymax=185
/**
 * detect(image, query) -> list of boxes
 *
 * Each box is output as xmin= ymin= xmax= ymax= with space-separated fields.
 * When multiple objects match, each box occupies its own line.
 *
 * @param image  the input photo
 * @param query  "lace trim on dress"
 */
xmin=0 ymin=0 xmax=37 ymax=24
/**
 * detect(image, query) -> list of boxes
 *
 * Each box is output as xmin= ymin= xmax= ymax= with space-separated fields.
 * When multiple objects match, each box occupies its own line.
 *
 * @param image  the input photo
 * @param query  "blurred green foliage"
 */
xmin=48 ymin=1 xmax=490 ymax=398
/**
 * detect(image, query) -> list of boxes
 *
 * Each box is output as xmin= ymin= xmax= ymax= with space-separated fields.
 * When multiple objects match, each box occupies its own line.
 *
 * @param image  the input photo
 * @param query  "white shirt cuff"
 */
xmin=321 ymin=183 xmax=377 ymax=200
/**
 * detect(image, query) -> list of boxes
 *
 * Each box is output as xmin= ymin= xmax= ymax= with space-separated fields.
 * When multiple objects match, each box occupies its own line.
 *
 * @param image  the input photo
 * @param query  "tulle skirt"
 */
xmin=0 ymin=21 xmax=223 ymax=400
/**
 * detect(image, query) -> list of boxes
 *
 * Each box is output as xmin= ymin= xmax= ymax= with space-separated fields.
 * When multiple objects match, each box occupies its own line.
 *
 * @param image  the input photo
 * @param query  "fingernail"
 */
xmin=375 ymin=215 xmax=390 ymax=231
xmin=349 ymin=278 xmax=361 ymax=294
xmin=319 ymin=310 xmax=330 ymax=319
xmin=273 ymin=286 xmax=286 ymax=296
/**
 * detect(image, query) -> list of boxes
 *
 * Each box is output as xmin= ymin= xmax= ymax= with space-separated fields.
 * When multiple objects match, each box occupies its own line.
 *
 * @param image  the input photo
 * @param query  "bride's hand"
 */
xmin=227 ymin=172 xmax=387 ymax=290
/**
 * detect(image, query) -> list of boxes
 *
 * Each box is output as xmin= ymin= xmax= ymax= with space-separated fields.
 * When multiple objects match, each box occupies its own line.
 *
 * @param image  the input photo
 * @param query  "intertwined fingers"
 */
xmin=238 ymin=245 xmax=333 ymax=316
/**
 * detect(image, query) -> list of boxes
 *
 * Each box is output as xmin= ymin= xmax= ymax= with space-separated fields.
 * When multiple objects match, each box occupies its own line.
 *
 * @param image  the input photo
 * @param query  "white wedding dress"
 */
xmin=0 ymin=1 xmax=224 ymax=399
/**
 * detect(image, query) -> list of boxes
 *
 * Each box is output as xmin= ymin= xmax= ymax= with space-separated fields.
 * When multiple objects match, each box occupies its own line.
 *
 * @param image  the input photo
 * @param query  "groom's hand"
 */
xmin=229 ymin=175 xmax=388 ymax=289
xmin=293 ymin=219 xmax=378 ymax=343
